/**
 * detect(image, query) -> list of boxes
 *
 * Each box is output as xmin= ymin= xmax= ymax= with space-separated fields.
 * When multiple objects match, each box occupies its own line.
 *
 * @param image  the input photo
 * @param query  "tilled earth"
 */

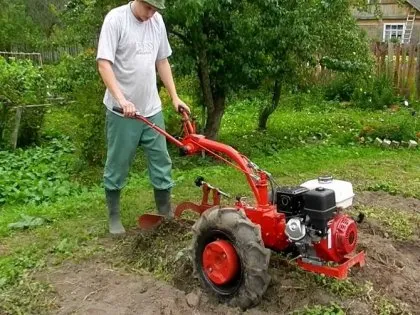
xmin=42 ymin=191 xmax=420 ymax=315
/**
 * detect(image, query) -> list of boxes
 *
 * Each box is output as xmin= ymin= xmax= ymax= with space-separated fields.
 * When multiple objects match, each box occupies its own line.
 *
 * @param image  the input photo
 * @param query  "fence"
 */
xmin=0 ymin=51 xmax=43 ymax=65
xmin=372 ymin=42 xmax=420 ymax=99
xmin=40 ymin=45 xmax=88 ymax=63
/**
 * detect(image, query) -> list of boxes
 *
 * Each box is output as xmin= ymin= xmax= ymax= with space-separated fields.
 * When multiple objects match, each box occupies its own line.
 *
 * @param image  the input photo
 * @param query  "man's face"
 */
xmin=137 ymin=1 xmax=158 ymax=21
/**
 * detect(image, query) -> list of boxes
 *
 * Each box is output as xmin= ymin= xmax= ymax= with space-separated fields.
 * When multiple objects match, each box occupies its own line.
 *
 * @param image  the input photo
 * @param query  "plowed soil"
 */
xmin=42 ymin=191 xmax=420 ymax=314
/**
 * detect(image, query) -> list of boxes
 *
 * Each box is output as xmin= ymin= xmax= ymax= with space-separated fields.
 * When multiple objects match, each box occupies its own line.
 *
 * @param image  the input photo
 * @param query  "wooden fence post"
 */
xmin=10 ymin=107 xmax=22 ymax=150
xmin=394 ymin=43 xmax=401 ymax=88
xmin=416 ymin=44 xmax=420 ymax=99
xmin=387 ymin=42 xmax=394 ymax=81
xmin=407 ymin=44 xmax=416 ymax=98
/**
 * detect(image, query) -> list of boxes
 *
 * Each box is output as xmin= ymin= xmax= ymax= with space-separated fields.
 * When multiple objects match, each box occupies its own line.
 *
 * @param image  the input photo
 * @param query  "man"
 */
xmin=96 ymin=0 xmax=190 ymax=235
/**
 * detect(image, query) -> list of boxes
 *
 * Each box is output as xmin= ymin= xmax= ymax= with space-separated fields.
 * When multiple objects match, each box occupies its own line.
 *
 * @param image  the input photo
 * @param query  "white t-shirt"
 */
xmin=96 ymin=2 xmax=172 ymax=117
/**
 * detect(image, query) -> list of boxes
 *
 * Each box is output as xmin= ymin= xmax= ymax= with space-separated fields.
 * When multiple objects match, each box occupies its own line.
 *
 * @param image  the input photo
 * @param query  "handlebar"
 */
xmin=112 ymin=106 xmax=125 ymax=114
xmin=112 ymin=105 xmax=194 ymax=135
xmin=112 ymin=105 xmax=189 ymax=116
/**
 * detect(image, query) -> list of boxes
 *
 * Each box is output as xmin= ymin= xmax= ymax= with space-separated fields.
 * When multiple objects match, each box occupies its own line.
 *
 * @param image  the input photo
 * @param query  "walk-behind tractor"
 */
xmin=113 ymin=107 xmax=366 ymax=309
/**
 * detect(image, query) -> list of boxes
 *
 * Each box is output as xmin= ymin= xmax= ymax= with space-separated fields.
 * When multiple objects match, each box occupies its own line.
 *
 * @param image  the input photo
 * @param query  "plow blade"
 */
xmin=137 ymin=201 xmax=213 ymax=230
xmin=138 ymin=214 xmax=165 ymax=230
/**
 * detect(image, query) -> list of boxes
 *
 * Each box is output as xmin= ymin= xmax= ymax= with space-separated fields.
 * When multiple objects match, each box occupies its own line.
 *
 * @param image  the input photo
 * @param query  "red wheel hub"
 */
xmin=202 ymin=240 xmax=239 ymax=285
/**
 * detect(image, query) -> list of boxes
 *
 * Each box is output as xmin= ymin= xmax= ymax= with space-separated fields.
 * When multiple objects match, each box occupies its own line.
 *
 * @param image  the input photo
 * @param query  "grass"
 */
xmin=0 ymin=101 xmax=419 ymax=314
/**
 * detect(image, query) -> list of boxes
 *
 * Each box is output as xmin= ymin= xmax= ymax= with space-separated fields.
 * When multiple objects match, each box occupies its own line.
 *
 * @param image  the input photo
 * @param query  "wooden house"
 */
xmin=354 ymin=0 xmax=420 ymax=43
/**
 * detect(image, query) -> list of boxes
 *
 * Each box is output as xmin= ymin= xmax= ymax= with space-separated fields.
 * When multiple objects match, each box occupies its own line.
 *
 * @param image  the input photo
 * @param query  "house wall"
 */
xmin=354 ymin=3 xmax=420 ymax=44
xmin=358 ymin=20 xmax=420 ymax=43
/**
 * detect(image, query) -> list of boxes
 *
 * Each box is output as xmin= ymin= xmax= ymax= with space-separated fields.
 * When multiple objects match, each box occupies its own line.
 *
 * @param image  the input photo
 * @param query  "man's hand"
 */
xmin=172 ymin=97 xmax=191 ymax=114
xmin=119 ymin=99 xmax=137 ymax=117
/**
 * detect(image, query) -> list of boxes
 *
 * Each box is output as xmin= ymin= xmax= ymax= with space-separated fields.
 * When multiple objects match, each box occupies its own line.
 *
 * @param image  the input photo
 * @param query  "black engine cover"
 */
xmin=303 ymin=187 xmax=336 ymax=232
xmin=276 ymin=186 xmax=309 ymax=217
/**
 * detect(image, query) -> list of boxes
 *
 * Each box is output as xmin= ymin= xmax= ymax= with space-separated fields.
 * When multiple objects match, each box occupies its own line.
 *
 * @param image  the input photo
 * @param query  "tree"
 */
xmin=164 ymin=0 xmax=267 ymax=139
xmin=252 ymin=0 xmax=373 ymax=130
xmin=0 ymin=1 xmax=43 ymax=51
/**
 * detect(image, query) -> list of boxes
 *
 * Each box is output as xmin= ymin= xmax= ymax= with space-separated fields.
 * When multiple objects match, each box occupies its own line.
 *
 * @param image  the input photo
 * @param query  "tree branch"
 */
xmin=168 ymin=29 xmax=192 ymax=46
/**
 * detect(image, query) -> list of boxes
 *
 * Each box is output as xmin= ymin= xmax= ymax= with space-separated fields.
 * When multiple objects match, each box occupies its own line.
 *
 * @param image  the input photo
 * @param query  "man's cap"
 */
xmin=142 ymin=0 xmax=165 ymax=10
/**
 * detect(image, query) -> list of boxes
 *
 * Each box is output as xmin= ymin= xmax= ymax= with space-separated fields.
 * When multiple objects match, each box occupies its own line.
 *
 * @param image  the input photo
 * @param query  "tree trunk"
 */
xmin=258 ymin=79 xmax=282 ymax=130
xmin=204 ymin=93 xmax=226 ymax=139
xmin=197 ymin=48 xmax=226 ymax=139
xmin=197 ymin=49 xmax=213 ymax=112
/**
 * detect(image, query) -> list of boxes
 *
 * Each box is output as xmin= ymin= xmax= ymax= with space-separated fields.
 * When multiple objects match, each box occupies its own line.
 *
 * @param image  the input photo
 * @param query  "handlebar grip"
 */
xmin=112 ymin=106 xmax=124 ymax=114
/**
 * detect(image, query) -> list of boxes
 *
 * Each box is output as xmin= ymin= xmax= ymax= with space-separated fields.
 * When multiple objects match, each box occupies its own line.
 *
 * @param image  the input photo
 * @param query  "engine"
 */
xmin=276 ymin=177 xmax=358 ymax=264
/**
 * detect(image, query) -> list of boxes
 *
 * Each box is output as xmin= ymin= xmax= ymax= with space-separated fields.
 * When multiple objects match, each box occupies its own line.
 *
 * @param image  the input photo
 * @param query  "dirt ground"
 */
xmin=42 ymin=191 xmax=420 ymax=315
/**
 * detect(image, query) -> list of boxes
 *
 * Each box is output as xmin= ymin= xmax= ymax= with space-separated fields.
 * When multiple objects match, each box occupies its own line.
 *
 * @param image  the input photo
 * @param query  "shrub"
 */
xmin=48 ymin=51 xmax=106 ymax=165
xmin=324 ymin=74 xmax=359 ymax=102
xmin=351 ymin=74 xmax=396 ymax=110
xmin=359 ymin=109 xmax=417 ymax=141
xmin=323 ymin=72 xmax=396 ymax=110
xmin=159 ymin=75 xmax=202 ymax=134
xmin=0 ymin=57 xmax=47 ymax=149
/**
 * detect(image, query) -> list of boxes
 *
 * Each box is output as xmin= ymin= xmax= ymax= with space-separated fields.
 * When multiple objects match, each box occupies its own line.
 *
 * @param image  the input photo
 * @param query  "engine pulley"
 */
xmin=285 ymin=217 xmax=306 ymax=241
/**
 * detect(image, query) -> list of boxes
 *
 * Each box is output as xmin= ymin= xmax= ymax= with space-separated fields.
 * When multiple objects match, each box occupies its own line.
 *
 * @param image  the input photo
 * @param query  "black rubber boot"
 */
xmin=154 ymin=188 xmax=173 ymax=218
xmin=105 ymin=189 xmax=126 ymax=235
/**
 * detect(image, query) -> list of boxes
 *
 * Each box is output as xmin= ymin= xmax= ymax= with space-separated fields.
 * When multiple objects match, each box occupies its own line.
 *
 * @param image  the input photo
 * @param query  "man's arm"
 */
xmin=156 ymin=58 xmax=190 ymax=113
xmin=97 ymin=59 xmax=136 ymax=117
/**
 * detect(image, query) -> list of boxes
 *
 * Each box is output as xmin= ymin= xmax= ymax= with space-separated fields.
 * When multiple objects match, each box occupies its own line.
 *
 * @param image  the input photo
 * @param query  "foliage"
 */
xmin=296 ymin=303 xmax=345 ymax=315
xmin=50 ymin=0 xmax=124 ymax=47
xmin=324 ymin=73 xmax=361 ymax=102
xmin=320 ymin=56 xmax=370 ymax=73
xmin=324 ymin=72 xmax=397 ymax=110
xmin=159 ymin=74 xmax=203 ymax=134
xmin=242 ymin=0 xmax=372 ymax=129
xmin=0 ymin=57 xmax=47 ymax=148
xmin=0 ymin=0 xmax=69 ymax=50
xmin=0 ymin=137 xmax=82 ymax=206
xmin=0 ymin=1 xmax=43 ymax=50
xmin=351 ymin=74 xmax=396 ymax=109
xmin=358 ymin=108 xmax=416 ymax=141
xmin=8 ymin=215 xmax=48 ymax=230
xmin=47 ymin=51 xmax=106 ymax=165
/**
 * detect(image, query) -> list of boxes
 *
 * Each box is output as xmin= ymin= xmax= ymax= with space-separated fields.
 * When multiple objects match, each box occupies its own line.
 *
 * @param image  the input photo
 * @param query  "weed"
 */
xmin=356 ymin=206 xmax=419 ymax=240
xmin=294 ymin=303 xmax=345 ymax=315
xmin=312 ymin=275 xmax=365 ymax=298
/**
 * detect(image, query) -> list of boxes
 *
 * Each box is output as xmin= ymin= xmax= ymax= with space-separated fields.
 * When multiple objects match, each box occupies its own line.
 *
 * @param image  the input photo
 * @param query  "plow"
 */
xmin=113 ymin=106 xmax=366 ymax=309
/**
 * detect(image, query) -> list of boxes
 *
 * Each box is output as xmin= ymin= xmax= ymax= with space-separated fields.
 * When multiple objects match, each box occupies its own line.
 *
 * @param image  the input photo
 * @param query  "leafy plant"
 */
xmin=0 ymin=57 xmax=47 ymax=148
xmin=359 ymin=109 xmax=417 ymax=141
xmin=47 ymin=51 xmax=106 ymax=165
xmin=0 ymin=137 xmax=82 ymax=206
xmin=295 ymin=303 xmax=345 ymax=315
xmin=351 ymin=74 xmax=396 ymax=110
xmin=7 ymin=215 xmax=48 ymax=230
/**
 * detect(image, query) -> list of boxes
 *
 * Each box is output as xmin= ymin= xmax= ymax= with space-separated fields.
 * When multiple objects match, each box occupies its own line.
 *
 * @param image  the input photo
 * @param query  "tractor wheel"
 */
xmin=191 ymin=207 xmax=271 ymax=309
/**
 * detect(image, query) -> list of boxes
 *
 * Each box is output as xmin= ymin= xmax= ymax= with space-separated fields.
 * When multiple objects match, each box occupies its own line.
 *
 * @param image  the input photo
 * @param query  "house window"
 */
xmin=383 ymin=24 xmax=405 ymax=42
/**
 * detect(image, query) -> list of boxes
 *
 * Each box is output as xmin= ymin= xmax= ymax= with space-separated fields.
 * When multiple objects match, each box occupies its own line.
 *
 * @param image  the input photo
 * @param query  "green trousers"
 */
xmin=103 ymin=109 xmax=173 ymax=191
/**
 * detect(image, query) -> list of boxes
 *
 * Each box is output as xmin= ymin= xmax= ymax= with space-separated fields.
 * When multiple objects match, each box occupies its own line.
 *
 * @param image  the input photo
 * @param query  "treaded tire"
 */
xmin=191 ymin=207 xmax=271 ymax=309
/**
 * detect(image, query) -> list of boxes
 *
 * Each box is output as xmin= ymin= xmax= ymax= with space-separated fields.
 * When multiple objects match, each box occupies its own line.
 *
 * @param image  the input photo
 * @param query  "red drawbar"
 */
xmin=296 ymin=250 xmax=366 ymax=279
xmin=202 ymin=240 xmax=239 ymax=285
